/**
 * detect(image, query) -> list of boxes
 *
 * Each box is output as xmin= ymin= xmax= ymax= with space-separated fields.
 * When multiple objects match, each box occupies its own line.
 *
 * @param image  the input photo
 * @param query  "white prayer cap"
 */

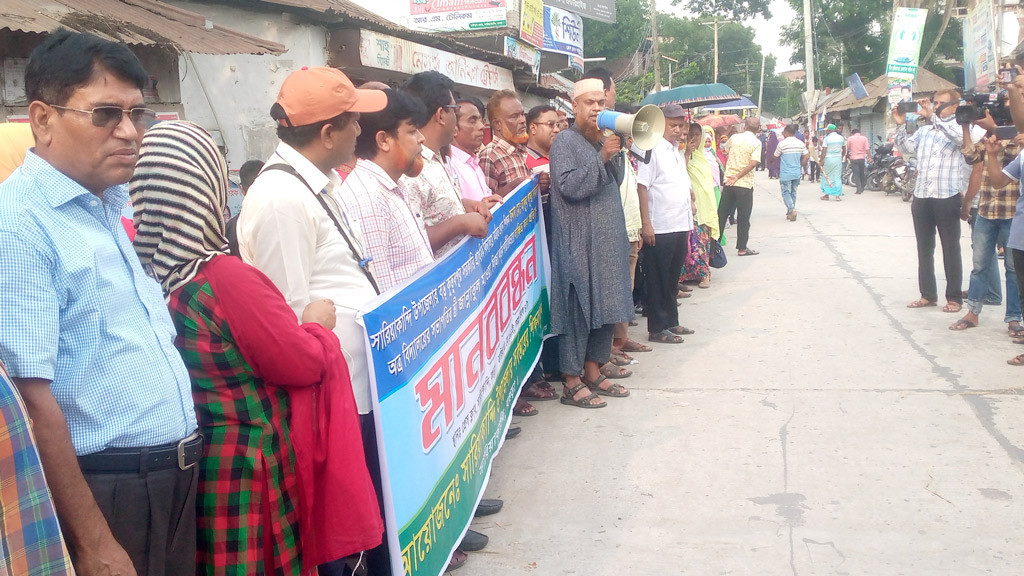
xmin=573 ymin=78 xmax=604 ymax=100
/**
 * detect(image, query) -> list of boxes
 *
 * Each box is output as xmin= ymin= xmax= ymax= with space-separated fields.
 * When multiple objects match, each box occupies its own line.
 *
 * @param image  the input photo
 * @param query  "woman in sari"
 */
xmin=820 ymin=123 xmax=846 ymax=200
xmin=130 ymin=121 xmax=381 ymax=575
xmin=681 ymin=124 xmax=721 ymax=288
xmin=766 ymin=130 xmax=781 ymax=178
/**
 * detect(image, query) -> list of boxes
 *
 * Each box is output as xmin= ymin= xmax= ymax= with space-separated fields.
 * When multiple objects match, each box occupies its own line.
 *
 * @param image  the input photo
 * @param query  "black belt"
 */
xmin=78 ymin=431 xmax=204 ymax=474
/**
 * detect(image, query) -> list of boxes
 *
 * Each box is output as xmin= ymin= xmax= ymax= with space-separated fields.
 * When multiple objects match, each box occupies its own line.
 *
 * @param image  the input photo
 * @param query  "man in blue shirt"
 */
xmin=0 ymin=31 xmax=199 ymax=576
xmin=774 ymin=124 xmax=809 ymax=221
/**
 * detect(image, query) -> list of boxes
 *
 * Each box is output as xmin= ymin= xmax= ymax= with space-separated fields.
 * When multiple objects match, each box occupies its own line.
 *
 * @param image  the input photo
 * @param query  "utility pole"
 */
xmin=802 ymin=0 xmax=815 ymax=114
xmin=651 ymin=0 xmax=661 ymax=92
xmin=757 ymin=52 xmax=767 ymax=115
xmin=714 ymin=18 xmax=720 ymax=82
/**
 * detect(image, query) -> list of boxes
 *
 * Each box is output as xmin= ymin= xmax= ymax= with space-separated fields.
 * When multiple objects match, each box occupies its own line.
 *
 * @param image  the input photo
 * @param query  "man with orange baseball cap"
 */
xmin=236 ymin=66 xmax=391 ymax=573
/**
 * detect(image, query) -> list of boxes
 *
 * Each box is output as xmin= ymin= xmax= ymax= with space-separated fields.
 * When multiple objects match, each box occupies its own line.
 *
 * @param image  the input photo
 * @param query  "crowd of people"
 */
xmin=0 ymin=30 xmax=758 ymax=576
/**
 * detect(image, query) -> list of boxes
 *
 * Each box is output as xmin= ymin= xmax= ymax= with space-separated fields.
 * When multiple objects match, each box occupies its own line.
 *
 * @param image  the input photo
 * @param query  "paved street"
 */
xmin=464 ymin=170 xmax=1024 ymax=575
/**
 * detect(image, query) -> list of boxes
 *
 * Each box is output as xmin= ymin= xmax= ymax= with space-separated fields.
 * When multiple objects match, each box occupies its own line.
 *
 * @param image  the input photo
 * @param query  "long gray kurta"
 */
xmin=548 ymin=127 xmax=633 ymax=337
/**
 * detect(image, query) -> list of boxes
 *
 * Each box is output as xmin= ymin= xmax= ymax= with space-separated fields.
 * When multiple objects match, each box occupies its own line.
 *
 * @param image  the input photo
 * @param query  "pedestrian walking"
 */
xmin=808 ymin=136 xmax=821 ymax=182
xmin=847 ymin=128 xmax=870 ymax=194
xmin=766 ymin=130 xmax=780 ymax=178
xmin=820 ymin=124 xmax=846 ymax=200
xmin=775 ymin=124 xmax=809 ymax=221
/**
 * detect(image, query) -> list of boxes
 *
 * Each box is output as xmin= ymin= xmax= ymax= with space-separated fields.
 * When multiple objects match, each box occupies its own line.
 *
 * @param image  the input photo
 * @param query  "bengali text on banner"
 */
xmin=357 ymin=178 xmax=550 ymax=576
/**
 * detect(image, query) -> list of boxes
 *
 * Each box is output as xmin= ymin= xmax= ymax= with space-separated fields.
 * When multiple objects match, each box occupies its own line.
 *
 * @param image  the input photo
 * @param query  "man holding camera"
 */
xmin=895 ymin=90 xmax=983 ymax=313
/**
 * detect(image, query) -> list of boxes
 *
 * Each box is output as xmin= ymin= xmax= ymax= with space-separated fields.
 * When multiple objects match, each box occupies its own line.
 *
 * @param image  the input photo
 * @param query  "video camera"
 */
xmin=955 ymin=91 xmax=1013 ymax=127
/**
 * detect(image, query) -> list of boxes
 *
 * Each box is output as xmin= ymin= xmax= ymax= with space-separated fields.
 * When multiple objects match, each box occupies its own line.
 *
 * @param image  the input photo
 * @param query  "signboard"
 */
xmin=407 ymin=0 xmax=507 ymax=32
xmin=358 ymin=30 xmax=515 ymax=91
xmin=886 ymin=7 xmax=929 ymax=79
xmin=569 ymin=54 xmax=584 ymax=73
xmin=358 ymin=180 xmax=549 ymax=576
xmin=964 ymin=0 xmax=998 ymax=90
xmin=504 ymin=36 xmax=541 ymax=77
xmin=542 ymin=6 xmax=584 ymax=58
xmin=845 ymin=73 xmax=869 ymax=100
xmin=545 ymin=0 xmax=616 ymax=24
xmin=520 ymin=0 xmax=545 ymax=49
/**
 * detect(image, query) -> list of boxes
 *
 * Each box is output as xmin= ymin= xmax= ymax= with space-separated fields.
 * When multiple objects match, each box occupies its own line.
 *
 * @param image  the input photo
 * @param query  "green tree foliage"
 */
xmin=670 ymin=0 xmax=772 ymax=20
xmin=583 ymin=0 xmax=650 ymax=61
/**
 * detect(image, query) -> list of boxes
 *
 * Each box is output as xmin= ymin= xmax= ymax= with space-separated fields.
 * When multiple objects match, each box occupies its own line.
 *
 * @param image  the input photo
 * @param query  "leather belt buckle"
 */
xmin=177 ymin=431 xmax=203 ymax=470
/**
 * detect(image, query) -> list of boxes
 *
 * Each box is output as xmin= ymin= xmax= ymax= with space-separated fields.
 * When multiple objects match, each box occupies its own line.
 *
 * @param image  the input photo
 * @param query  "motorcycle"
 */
xmin=865 ymin=141 xmax=901 ymax=193
xmin=893 ymin=159 xmax=916 ymax=202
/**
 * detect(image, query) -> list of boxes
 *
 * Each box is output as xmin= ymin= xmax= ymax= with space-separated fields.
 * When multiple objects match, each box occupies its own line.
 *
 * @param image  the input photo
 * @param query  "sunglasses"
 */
xmin=531 ymin=121 xmax=561 ymax=129
xmin=50 ymin=104 xmax=157 ymax=128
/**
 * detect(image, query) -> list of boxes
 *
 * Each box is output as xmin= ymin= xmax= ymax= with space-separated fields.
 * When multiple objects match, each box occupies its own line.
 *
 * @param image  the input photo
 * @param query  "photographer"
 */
xmin=894 ymin=90 xmax=984 ymax=313
xmin=951 ymin=119 xmax=1022 ymax=335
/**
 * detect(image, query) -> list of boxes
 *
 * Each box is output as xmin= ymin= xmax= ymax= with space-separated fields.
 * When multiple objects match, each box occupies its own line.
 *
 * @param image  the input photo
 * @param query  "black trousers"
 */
xmin=851 ymin=158 xmax=867 ymax=193
xmin=809 ymin=161 xmax=820 ymax=181
xmin=911 ymin=195 xmax=963 ymax=304
xmin=642 ymin=231 xmax=688 ymax=333
xmin=84 ymin=465 xmax=198 ymax=576
xmin=718 ymin=186 xmax=754 ymax=251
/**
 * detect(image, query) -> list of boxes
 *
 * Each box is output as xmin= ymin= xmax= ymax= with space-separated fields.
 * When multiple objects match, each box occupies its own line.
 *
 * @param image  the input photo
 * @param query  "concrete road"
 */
xmin=462 ymin=170 xmax=1024 ymax=575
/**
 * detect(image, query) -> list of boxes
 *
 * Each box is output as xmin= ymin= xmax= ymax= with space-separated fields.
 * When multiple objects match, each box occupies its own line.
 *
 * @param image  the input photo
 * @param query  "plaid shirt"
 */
xmin=337 ymin=160 xmax=434 ymax=292
xmin=895 ymin=118 xmax=981 ymax=200
xmin=964 ymin=140 xmax=1021 ymax=221
xmin=478 ymin=137 xmax=530 ymax=193
xmin=0 ymin=362 xmax=75 ymax=576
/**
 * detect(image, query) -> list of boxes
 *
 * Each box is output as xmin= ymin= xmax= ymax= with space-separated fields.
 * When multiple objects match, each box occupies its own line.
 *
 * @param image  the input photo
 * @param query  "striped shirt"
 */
xmin=895 ymin=118 xmax=984 ymax=200
xmin=337 ymin=159 xmax=434 ymax=292
xmin=0 ymin=361 xmax=74 ymax=576
xmin=774 ymin=136 xmax=807 ymax=181
xmin=478 ymin=137 xmax=530 ymax=193
xmin=0 ymin=152 xmax=197 ymax=456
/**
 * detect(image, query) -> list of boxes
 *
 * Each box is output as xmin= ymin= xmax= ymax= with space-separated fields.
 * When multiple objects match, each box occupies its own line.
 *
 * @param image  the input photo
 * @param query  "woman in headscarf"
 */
xmin=766 ymin=129 xmax=781 ymax=178
xmin=681 ymin=124 xmax=721 ymax=288
xmin=130 ymin=121 xmax=381 ymax=575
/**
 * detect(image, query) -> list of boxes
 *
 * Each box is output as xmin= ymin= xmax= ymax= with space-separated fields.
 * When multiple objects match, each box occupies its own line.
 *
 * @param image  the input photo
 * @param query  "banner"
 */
xmin=358 ymin=30 xmax=514 ymax=91
xmin=886 ymin=7 xmax=929 ymax=79
xmin=542 ymin=6 xmax=584 ymax=58
xmin=520 ymin=0 xmax=545 ymax=49
xmin=407 ymin=0 xmax=507 ymax=32
xmin=545 ymin=0 xmax=615 ymax=23
xmin=358 ymin=180 xmax=550 ymax=576
xmin=963 ymin=0 xmax=998 ymax=90
xmin=504 ymin=36 xmax=542 ymax=77
xmin=845 ymin=73 xmax=869 ymax=100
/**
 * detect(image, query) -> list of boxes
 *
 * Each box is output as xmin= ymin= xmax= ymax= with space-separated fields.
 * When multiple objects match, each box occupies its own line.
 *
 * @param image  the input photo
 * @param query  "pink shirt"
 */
xmin=449 ymin=145 xmax=491 ymax=201
xmin=847 ymin=133 xmax=870 ymax=160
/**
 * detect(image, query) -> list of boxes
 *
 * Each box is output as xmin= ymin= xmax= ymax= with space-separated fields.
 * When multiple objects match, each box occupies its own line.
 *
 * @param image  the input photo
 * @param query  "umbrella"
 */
xmin=640 ymin=83 xmax=740 ymax=108
xmin=696 ymin=114 xmax=742 ymax=129
xmin=703 ymin=95 xmax=758 ymax=111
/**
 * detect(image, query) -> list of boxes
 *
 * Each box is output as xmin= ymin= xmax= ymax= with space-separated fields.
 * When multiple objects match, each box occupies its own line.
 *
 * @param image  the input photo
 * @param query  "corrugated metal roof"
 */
xmin=828 ymin=69 xmax=956 ymax=113
xmin=0 ymin=0 xmax=285 ymax=55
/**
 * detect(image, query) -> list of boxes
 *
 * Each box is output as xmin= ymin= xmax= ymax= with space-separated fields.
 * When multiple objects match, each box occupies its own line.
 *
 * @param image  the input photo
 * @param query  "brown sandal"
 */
xmin=559 ymin=382 xmax=606 ymax=409
xmin=1008 ymin=354 xmax=1024 ymax=366
xmin=584 ymin=374 xmax=630 ymax=398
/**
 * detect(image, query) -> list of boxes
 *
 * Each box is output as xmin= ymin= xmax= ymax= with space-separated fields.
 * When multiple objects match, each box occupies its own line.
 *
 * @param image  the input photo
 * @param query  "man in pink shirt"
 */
xmin=846 ymin=128 xmax=871 ymax=194
xmin=450 ymin=97 xmax=491 ymax=201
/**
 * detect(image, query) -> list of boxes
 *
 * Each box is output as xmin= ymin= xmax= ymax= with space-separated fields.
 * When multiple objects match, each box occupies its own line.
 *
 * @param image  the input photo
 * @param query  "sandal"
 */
xmin=559 ymin=382 xmax=606 ymax=409
xmin=1009 ymin=322 xmax=1024 ymax=338
xmin=737 ymin=249 xmax=759 ymax=256
xmin=447 ymin=549 xmax=467 ymax=571
xmin=942 ymin=302 xmax=962 ymax=313
xmin=599 ymin=362 xmax=632 ymax=379
xmin=1014 ymin=338 xmax=1024 ymax=345
xmin=949 ymin=318 xmax=977 ymax=331
xmin=1008 ymin=353 xmax=1024 ymax=366
xmin=608 ymin=352 xmax=632 ymax=367
xmin=906 ymin=298 xmax=936 ymax=309
xmin=620 ymin=339 xmax=653 ymax=353
xmin=583 ymin=374 xmax=630 ymax=398
xmin=513 ymin=398 xmax=538 ymax=416
xmin=649 ymin=329 xmax=684 ymax=344
xmin=668 ymin=325 xmax=695 ymax=335
xmin=521 ymin=381 xmax=556 ymax=401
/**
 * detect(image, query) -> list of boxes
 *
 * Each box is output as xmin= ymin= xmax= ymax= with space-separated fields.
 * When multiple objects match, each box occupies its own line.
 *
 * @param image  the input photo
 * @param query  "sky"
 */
xmin=659 ymin=0 xmax=801 ymax=72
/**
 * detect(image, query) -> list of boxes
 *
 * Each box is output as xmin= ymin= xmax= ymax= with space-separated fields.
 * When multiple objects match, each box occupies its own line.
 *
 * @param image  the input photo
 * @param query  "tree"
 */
xmin=670 ymin=0 xmax=772 ymax=20
xmin=583 ymin=0 xmax=650 ymax=61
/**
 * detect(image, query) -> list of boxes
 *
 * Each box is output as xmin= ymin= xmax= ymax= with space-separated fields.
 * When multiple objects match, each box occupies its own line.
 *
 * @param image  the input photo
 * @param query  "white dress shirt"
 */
xmin=237 ymin=143 xmax=377 ymax=414
xmin=637 ymin=138 xmax=694 ymax=234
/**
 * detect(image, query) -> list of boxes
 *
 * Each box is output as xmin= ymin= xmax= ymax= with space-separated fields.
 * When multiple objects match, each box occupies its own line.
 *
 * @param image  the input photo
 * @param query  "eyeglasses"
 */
xmin=557 ymin=121 xmax=570 ymax=129
xmin=49 ymin=104 xmax=157 ymax=128
xmin=442 ymin=104 xmax=460 ymax=112
xmin=531 ymin=121 xmax=561 ymax=129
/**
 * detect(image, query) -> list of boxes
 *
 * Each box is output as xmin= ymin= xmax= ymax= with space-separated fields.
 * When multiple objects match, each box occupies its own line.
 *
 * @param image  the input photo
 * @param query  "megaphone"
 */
xmin=596 ymin=104 xmax=666 ymax=151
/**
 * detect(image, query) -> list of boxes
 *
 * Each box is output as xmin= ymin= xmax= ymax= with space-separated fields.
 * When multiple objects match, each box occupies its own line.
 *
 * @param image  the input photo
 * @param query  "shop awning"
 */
xmin=0 ymin=0 xmax=285 ymax=55
xmin=641 ymin=83 xmax=739 ymax=108
xmin=703 ymin=95 xmax=758 ymax=111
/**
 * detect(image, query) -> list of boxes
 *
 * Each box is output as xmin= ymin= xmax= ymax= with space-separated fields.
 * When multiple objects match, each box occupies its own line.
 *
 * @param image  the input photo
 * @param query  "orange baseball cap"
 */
xmin=274 ymin=66 xmax=386 ymax=127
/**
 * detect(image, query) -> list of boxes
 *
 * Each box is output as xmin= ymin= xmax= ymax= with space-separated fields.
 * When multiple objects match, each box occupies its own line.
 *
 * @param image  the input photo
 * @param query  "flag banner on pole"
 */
xmin=886 ymin=7 xmax=929 ymax=79
xmin=357 ymin=178 xmax=550 ymax=576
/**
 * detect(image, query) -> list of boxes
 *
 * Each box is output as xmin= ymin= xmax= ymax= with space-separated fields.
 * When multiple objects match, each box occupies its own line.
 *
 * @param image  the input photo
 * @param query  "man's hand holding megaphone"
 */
xmin=602 ymin=134 xmax=622 ymax=163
